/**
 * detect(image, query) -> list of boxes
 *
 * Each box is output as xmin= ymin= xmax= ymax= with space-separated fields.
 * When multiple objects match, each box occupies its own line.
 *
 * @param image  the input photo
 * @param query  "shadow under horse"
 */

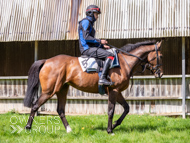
xmin=24 ymin=40 xmax=163 ymax=134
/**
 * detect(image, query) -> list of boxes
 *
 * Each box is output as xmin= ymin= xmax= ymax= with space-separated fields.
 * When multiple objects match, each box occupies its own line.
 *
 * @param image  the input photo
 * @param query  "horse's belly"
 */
xmin=69 ymin=83 xmax=99 ymax=93
xmin=68 ymin=72 xmax=99 ymax=93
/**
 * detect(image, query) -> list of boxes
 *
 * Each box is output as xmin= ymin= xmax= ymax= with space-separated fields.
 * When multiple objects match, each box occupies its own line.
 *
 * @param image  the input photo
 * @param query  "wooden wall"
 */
xmin=0 ymin=37 xmax=189 ymax=76
xmin=37 ymin=40 xmax=80 ymax=59
xmin=0 ymin=76 xmax=190 ymax=116
xmin=0 ymin=40 xmax=80 ymax=76
xmin=0 ymin=42 xmax=34 ymax=76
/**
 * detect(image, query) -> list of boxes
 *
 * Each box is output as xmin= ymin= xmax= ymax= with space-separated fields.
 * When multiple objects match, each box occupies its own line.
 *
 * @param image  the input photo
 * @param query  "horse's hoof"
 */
xmin=25 ymin=125 xmax=31 ymax=130
xmin=111 ymin=133 xmax=115 ymax=136
xmin=107 ymin=129 xmax=113 ymax=134
xmin=66 ymin=125 xmax=72 ymax=133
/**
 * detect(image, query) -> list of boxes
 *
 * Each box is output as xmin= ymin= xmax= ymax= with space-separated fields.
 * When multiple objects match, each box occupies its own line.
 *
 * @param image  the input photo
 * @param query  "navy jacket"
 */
xmin=78 ymin=16 xmax=102 ymax=54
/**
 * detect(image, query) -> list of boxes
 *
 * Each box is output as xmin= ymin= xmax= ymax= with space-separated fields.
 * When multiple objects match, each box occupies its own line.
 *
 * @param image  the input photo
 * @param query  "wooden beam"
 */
xmin=34 ymin=41 xmax=38 ymax=61
xmin=34 ymin=41 xmax=39 ymax=115
xmin=182 ymin=37 xmax=186 ymax=119
xmin=1 ymin=96 xmax=190 ymax=101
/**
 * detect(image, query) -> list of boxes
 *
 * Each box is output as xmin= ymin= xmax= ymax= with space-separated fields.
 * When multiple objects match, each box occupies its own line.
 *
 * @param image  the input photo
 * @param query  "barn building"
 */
xmin=0 ymin=0 xmax=190 ymax=117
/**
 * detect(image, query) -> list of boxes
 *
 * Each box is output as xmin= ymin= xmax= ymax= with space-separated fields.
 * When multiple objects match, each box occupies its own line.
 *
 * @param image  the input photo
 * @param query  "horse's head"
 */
xmin=147 ymin=41 xmax=163 ymax=78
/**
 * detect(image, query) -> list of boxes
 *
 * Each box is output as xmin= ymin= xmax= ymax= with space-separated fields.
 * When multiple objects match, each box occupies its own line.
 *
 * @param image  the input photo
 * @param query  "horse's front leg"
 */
xmin=112 ymin=92 xmax=129 ymax=130
xmin=107 ymin=90 xmax=117 ymax=134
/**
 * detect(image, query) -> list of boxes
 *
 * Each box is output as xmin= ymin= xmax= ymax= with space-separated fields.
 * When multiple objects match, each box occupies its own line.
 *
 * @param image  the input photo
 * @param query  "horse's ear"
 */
xmin=157 ymin=41 xmax=162 ymax=49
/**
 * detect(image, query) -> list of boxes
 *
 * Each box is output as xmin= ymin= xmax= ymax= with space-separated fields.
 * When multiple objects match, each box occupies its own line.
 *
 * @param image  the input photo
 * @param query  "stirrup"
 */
xmin=98 ymin=77 xmax=114 ymax=86
xmin=107 ymin=81 xmax=115 ymax=86
xmin=98 ymin=81 xmax=114 ymax=86
xmin=107 ymin=75 xmax=115 ymax=86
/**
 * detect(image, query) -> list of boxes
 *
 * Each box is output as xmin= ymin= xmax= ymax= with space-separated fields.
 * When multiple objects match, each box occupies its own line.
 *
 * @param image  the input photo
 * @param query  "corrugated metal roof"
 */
xmin=0 ymin=0 xmax=189 ymax=41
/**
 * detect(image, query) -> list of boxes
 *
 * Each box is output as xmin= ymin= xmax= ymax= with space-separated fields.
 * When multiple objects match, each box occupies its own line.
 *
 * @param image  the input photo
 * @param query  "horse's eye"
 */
xmin=159 ymin=54 xmax=163 ymax=58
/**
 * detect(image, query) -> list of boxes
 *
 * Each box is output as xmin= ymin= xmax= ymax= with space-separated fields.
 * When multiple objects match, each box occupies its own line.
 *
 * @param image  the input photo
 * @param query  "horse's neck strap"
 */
xmin=119 ymin=51 xmax=132 ymax=71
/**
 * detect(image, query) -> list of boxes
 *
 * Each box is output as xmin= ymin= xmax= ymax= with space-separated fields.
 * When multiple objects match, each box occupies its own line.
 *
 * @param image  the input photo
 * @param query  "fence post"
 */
xmin=182 ymin=37 xmax=186 ymax=119
xmin=34 ymin=41 xmax=38 ymax=61
xmin=34 ymin=41 xmax=40 ymax=116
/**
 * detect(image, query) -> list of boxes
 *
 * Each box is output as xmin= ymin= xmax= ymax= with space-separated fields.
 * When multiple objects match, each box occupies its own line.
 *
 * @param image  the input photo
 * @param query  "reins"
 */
xmin=107 ymin=43 xmax=147 ymax=74
xmin=107 ymin=43 xmax=161 ymax=74
xmin=107 ymin=44 xmax=143 ymax=61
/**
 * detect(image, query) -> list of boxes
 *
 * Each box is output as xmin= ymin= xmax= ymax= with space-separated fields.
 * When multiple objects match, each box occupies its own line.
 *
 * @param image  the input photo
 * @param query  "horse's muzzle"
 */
xmin=155 ymin=72 xmax=163 ymax=78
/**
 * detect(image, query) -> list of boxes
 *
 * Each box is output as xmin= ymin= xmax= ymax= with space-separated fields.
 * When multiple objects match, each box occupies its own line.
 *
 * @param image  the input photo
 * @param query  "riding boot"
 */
xmin=98 ymin=58 xmax=113 ymax=86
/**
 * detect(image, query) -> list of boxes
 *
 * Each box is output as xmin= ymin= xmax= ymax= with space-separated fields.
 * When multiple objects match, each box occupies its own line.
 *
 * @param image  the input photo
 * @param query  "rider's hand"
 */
xmin=101 ymin=40 xmax=108 ymax=45
xmin=104 ymin=45 xmax=110 ymax=49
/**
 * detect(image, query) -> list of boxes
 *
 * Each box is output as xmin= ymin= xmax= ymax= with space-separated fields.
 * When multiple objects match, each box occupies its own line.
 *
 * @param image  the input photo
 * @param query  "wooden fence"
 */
xmin=0 ymin=76 xmax=190 ymax=116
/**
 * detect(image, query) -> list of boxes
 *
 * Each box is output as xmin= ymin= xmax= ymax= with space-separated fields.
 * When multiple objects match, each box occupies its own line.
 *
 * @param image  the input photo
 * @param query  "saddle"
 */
xmin=78 ymin=48 xmax=120 ymax=73
xmin=78 ymin=48 xmax=120 ymax=95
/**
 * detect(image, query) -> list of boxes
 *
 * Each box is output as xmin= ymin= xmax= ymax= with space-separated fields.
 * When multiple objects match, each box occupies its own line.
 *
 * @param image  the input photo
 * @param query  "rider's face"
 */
xmin=94 ymin=12 xmax=99 ymax=20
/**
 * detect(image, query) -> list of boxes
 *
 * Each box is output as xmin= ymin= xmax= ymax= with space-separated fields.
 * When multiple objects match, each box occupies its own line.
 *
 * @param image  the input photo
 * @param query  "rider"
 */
xmin=78 ymin=5 xmax=114 ymax=86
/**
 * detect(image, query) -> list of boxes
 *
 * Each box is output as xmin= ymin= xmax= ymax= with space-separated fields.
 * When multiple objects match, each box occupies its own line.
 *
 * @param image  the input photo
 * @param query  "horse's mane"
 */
xmin=120 ymin=40 xmax=156 ymax=52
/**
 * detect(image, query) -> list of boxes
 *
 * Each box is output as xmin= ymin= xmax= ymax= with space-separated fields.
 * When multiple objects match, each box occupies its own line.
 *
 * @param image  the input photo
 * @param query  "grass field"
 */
xmin=0 ymin=112 xmax=190 ymax=143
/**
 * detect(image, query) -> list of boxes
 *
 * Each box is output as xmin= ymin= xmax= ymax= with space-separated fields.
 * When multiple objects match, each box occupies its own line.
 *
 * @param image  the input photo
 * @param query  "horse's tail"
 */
xmin=24 ymin=59 xmax=46 ymax=108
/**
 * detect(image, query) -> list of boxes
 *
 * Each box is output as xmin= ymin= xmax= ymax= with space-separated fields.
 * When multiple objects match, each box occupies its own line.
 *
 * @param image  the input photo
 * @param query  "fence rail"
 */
xmin=0 ymin=76 xmax=190 ymax=116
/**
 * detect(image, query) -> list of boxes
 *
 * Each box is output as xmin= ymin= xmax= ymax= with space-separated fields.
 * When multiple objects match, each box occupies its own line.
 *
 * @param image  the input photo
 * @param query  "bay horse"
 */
xmin=24 ymin=41 xmax=163 ymax=134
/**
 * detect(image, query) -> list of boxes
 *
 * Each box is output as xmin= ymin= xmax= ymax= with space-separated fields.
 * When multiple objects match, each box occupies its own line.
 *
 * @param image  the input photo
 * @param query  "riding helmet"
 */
xmin=86 ymin=5 xmax=101 ymax=17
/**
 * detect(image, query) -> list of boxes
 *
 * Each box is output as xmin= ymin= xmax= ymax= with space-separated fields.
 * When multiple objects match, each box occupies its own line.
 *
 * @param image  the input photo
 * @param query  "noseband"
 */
xmin=146 ymin=45 xmax=162 ymax=75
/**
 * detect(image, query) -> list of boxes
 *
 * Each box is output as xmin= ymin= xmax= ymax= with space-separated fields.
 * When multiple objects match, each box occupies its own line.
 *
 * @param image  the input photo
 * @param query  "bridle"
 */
xmin=107 ymin=43 xmax=162 ymax=76
xmin=145 ymin=45 xmax=162 ymax=76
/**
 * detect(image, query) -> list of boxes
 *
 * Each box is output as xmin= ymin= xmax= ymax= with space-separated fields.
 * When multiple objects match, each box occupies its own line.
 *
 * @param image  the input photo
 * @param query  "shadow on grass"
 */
xmin=94 ymin=124 xmax=158 ymax=132
xmin=94 ymin=123 xmax=190 ymax=133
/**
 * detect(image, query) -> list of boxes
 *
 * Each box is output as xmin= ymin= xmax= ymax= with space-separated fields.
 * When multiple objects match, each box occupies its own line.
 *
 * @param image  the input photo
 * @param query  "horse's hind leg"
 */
xmin=56 ymin=84 xmax=71 ymax=133
xmin=112 ymin=92 xmax=129 ymax=130
xmin=25 ymin=93 xmax=51 ymax=129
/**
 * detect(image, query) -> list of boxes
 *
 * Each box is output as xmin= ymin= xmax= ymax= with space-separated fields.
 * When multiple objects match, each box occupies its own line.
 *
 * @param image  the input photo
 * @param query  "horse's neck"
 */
xmin=130 ymin=44 xmax=155 ymax=58
xmin=121 ymin=45 xmax=155 ymax=74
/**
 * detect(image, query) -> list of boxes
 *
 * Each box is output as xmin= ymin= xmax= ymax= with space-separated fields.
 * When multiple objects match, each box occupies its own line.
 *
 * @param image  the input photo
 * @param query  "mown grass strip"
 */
xmin=0 ymin=112 xmax=190 ymax=143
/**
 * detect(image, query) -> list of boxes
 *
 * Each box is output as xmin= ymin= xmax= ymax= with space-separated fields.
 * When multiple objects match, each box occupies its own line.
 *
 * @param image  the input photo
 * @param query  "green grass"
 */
xmin=0 ymin=112 xmax=190 ymax=143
